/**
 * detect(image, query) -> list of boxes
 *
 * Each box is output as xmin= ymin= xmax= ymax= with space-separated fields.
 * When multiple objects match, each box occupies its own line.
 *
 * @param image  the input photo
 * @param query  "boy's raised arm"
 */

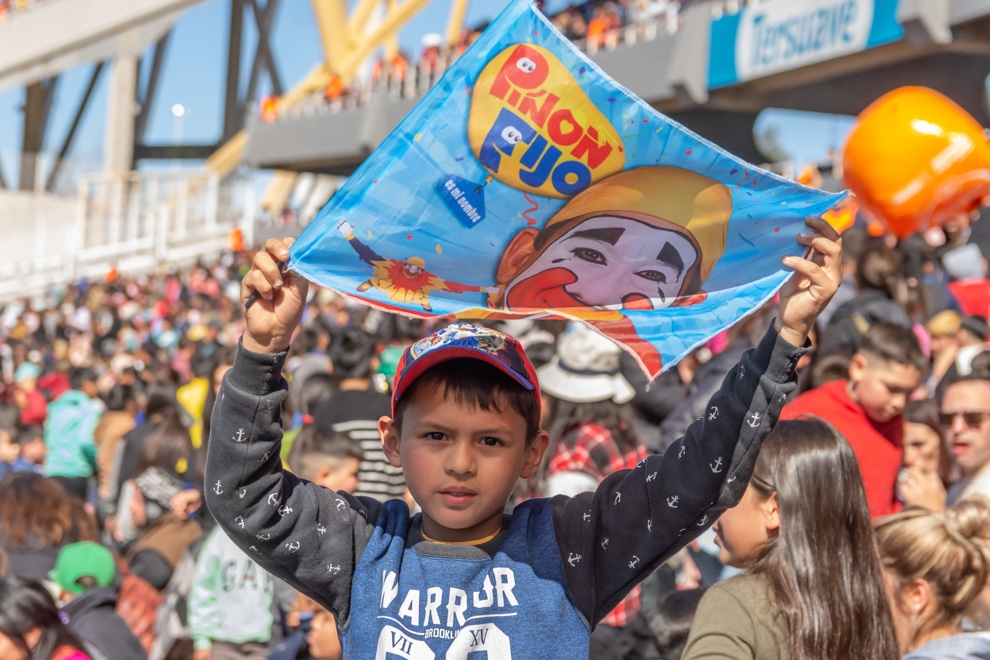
xmin=205 ymin=238 xmax=381 ymax=626
xmin=551 ymin=217 xmax=842 ymax=626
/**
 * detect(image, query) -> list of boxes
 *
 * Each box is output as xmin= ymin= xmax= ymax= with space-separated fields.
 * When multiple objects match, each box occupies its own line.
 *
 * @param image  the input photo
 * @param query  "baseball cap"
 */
xmin=391 ymin=322 xmax=540 ymax=417
xmin=49 ymin=542 xmax=116 ymax=594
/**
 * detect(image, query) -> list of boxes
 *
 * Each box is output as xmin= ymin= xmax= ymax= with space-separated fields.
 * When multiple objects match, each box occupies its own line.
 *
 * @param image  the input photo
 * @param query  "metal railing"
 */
xmin=0 ymin=169 xmax=255 ymax=301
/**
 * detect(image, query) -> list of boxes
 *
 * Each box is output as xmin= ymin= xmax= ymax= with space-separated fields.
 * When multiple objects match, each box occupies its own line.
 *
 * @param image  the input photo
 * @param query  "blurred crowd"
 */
xmin=0 ymin=201 xmax=988 ymax=659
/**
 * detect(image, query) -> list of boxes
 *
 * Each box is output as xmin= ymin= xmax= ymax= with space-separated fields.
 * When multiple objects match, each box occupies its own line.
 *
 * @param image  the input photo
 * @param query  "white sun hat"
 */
xmin=537 ymin=324 xmax=636 ymax=404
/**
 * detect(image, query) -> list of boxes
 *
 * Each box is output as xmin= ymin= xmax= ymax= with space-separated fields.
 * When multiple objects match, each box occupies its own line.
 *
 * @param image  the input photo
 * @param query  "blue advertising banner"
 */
xmin=709 ymin=0 xmax=903 ymax=89
xmin=290 ymin=0 xmax=845 ymax=379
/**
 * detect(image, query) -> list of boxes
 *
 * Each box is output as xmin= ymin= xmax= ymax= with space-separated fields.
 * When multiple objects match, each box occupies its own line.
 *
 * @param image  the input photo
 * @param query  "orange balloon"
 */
xmin=842 ymin=87 xmax=990 ymax=239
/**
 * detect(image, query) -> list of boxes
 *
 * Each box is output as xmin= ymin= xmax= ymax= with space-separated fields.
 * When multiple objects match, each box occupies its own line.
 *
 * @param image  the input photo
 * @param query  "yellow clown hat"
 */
xmin=405 ymin=256 xmax=426 ymax=269
xmin=544 ymin=166 xmax=732 ymax=284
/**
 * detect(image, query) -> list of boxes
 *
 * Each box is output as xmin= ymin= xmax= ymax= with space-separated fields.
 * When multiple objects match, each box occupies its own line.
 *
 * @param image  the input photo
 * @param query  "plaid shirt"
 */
xmin=547 ymin=422 xmax=649 ymax=628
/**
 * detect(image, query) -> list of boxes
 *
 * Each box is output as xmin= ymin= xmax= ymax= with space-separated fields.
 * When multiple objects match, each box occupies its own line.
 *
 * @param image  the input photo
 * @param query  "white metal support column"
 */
xmin=103 ymin=55 xmax=138 ymax=175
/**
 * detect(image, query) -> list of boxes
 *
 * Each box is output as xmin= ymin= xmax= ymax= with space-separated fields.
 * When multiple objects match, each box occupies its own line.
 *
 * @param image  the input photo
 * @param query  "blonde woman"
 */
xmin=876 ymin=498 xmax=990 ymax=658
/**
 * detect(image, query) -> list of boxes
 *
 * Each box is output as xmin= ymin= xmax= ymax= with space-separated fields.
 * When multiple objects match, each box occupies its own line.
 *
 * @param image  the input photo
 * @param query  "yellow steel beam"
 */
xmin=311 ymin=0 xmax=349 ymax=74
xmin=337 ymin=0 xmax=433 ymax=80
xmin=446 ymin=0 xmax=470 ymax=46
xmin=209 ymin=0 xmax=438 ymax=177
xmin=206 ymin=63 xmax=329 ymax=177
xmin=347 ymin=0 xmax=382 ymax=45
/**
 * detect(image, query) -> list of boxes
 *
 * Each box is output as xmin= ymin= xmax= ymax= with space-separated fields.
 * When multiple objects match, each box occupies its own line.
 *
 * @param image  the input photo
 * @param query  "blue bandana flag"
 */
xmin=289 ymin=0 xmax=845 ymax=379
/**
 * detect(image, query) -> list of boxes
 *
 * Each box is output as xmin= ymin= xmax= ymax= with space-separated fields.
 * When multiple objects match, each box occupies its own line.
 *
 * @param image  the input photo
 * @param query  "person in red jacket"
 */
xmin=12 ymin=362 xmax=46 ymax=426
xmin=782 ymin=323 xmax=926 ymax=517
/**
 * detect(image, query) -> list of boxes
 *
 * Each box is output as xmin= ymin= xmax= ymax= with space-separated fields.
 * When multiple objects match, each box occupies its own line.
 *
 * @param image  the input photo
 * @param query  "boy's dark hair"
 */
xmin=393 ymin=359 xmax=540 ymax=443
xmin=329 ymin=327 xmax=376 ymax=379
xmin=299 ymin=373 xmax=336 ymax=418
xmin=857 ymin=323 xmax=927 ymax=373
xmin=15 ymin=426 xmax=42 ymax=446
xmin=289 ymin=426 xmax=363 ymax=480
xmin=103 ymin=384 xmax=135 ymax=412
xmin=856 ymin=244 xmax=902 ymax=297
xmin=961 ymin=315 xmax=990 ymax=342
xmin=810 ymin=352 xmax=851 ymax=390
xmin=74 ymin=575 xmax=98 ymax=591
xmin=68 ymin=367 xmax=97 ymax=391
xmin=647 ymin=587 xmax=707 ymax=659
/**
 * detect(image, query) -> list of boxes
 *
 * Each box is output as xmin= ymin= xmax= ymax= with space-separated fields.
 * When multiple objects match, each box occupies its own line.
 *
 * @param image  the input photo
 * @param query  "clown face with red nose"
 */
xmin=485 ymin=166 xmax=732 ymax=375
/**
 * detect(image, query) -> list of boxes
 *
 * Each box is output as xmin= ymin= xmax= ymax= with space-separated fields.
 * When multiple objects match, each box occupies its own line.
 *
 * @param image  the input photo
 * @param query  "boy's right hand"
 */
xmin=242 ymin=237 xmax=310 ymax=354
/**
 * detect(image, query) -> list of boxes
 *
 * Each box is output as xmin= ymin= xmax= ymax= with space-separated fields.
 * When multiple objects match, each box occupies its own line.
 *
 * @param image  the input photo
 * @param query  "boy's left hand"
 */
xmin=775 ymin=216 xmax=842 ymax=347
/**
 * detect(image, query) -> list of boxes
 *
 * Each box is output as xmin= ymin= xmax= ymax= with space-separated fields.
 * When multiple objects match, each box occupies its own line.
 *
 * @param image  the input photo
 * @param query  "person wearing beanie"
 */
xmin=13 ymin=362 xmax=46 ymax=427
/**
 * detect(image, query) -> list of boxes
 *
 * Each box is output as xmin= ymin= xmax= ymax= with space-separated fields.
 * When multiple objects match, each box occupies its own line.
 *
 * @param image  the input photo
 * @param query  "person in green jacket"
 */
xmin=43 ymin=368 xmax=102 ymax=501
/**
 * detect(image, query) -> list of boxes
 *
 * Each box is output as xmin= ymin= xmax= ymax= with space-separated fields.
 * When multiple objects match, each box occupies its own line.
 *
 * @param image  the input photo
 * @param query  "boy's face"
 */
xmin=315 ymin=458 xmax=361 ymax=494
xmin=308 ymin=608 xmax=342 ymax=660
xmin=847 ymin=353 xmax=922 ymax=423
xmin=21 ymin=437 xmax=45 ymax=465
xmin=380 ymin=385 xmax=548 ymax=543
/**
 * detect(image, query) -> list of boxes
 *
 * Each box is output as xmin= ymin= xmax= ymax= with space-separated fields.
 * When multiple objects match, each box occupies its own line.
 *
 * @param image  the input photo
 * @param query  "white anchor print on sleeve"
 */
xmin=708 ymin=406 xmax=719 ymax=421
xmin=582 ymin=511 xmax=591 ymax=523
xmin=239 ymin=488 xmax=247 ymax=499
xmin=646 ymin=472 xmax=657 ymax=482
xmin=213 ymin=480 xmax=223 ymax=496
xmin=335 ymin=499 xmax=347 ymax=511
xmin=234 ymin=516 xmax=245 ymax=529
xmin=327 ymin=564 xmax=341 ymax=575
xmin=697 ymin=514 xmax=709 ymax=527
xmin=647 ymin=519 xmax=652 ymax=532
xmin=317 ymin=523 xmax=327 ymax=535
xmin=233 ymin=429 xmax=247 ymax=443
xmin=677 ymin=446 xmax=686 ymax=460
xmin=567 ymin=553 xmax=582 ymax=567
xmin=267 ymin=493 xmax=280 ymax=506
xmin=666 ymin=495 xmax=678 ymax=508
xmin=629 ymin=556 xmax=640 ymax=569
xmin=256 ymin=533 xmax=271 ymax=541
xmin=278 ymin=505 xmax=293 ymax=517
xmin=613 ymin=492 xmax=621 ymax=506
xmin=710 ymin=457 xmax=724 ymax=474
xmin=601 ymin=537 xmax=609 ymax=550
xmin=286 ymin=541 xmax=301 ymax=553
xmin=747 ymin=412 xmax=761 ymax=429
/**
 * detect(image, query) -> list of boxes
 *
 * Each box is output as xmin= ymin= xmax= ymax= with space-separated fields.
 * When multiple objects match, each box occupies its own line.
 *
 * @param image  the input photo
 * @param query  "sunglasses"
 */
xmin=938 ymin=411 xmax=990 ymax=428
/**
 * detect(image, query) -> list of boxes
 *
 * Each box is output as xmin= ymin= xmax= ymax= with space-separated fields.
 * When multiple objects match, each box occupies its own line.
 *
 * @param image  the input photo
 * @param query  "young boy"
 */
xmin=287 ymin=427 xmax=362 ymax=495
xmin=782 ymin=322 xmax=926 ymax=517
xmin=206 ymin=219 xmax=840 ymax=657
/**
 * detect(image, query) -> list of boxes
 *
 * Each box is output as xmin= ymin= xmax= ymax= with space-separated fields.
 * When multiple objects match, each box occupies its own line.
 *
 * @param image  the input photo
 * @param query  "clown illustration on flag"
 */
xmin=288 ymin=0 xmax=845 ymax=378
